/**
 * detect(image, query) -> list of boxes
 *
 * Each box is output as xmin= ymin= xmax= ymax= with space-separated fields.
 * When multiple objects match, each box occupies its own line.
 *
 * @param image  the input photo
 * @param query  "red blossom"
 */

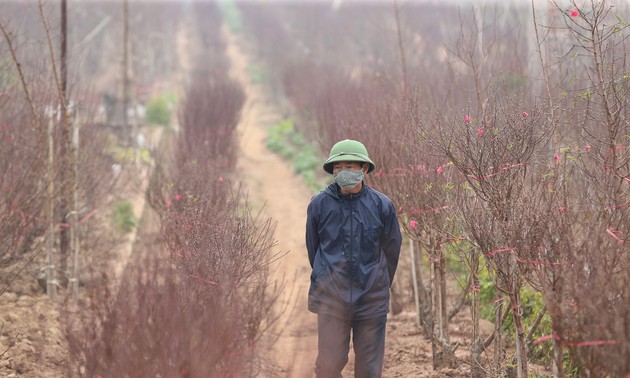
xmin=174 ymin=194 xmax=182 ymax=201
xmin=165 ymin=200 xmax=172 ymax=208
xmin=476 ymin=129 xmax=484 ymax=137
xmin=436 ymin=166 xmax=443 ymax=175
xmin=570 ymin=9 xmax=579 ymax=17
xmin=409 ymin=220 xmax=417 ymax=229
xmin=584 ymin=145 xmax=591 ymax=152
xmin=554 ymin=153 xmax=559 ymax=161
xmin=464 ymin=115 xmax=471 ymax=124
xmin=522 ymin=111 xmax=528 ymax=119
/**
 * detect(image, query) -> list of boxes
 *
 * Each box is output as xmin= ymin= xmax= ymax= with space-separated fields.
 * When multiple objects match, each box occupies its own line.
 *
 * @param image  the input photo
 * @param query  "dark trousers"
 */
xmin=315 ymin=313 xmax=387 ymax=378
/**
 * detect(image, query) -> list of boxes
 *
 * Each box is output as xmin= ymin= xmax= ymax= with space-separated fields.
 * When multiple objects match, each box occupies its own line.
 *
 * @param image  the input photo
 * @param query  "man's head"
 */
xmin=323 ymin=139 xmax=375 ymax=175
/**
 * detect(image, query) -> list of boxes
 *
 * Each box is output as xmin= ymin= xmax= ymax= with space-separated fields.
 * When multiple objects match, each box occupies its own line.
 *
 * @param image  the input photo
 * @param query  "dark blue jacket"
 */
xmin=306 ymin=182 xmax=402 ymax=320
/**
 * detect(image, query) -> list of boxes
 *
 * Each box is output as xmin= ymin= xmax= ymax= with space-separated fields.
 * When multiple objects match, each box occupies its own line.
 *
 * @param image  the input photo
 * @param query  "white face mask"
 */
xmin=333 ymin=168 xmax=364 ymax=190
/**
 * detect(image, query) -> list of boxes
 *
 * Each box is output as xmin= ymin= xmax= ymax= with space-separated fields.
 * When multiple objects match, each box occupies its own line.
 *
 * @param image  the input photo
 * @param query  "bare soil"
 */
xmin=225 ymin=25 xmax=318 ymax=378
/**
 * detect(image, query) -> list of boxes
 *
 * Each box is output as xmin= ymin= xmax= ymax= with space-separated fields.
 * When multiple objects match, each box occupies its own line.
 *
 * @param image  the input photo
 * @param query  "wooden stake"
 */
xmin=409 ymin=238 xmax=420 ymax=328
xmin=46 ymin=113 xmax=57 ymax=300
xmin=71 ymin=115 xmax=80 ymax=300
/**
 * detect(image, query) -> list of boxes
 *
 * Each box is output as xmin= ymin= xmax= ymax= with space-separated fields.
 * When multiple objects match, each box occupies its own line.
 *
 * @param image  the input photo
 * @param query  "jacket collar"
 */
xmin=324 ymin=182 xmax=367 ymax=199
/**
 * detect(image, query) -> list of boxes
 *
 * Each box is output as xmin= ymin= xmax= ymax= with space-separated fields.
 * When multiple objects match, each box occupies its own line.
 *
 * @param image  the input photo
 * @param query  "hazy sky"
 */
xmin=228 ymin=0 xmax=581 ymax=8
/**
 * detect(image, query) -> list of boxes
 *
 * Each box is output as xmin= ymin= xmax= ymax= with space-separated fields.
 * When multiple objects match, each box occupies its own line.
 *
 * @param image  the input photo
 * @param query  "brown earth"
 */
xmin=225 ymin=25 xmax=318 ymax=378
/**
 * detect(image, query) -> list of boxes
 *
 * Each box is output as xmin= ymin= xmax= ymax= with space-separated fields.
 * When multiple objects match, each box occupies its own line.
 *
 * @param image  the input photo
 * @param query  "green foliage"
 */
xmin=416 ymin=229 xmax=556 ymax=369
xmin=477 ymin=258 xmax=497 ymax=320
xmin=578 ymin=90 xmax=593 ymax=101
xmin=442 ymin=248 xmax=555 ymax=368
xmin=145 ymin=95 xmax=172 ymax=126
xmin=266 ymin=119 xmax=326 ymax=193
xmin=111 ymin=200 xmax=136 ymax=234
xmin=443 ymin=240 xmax=472 ymax=276
xmin=110 ymin=146 xmax=136 ymax=163
xmin=247 ymin=65 xmax=264 ymax=84
xmin=218 ymin=0 xmax=243 ymax=33
xmin=476 ymin=264 xmax=553 ymax=367
xmin=138 ymin=148 xmax=152 ymax=164
xmin=294 ymin=147 xmax=319 ymax=174
xmin=160 ymin=91 xmax=178 ymax=107
xmin=107 ymin=145 xmax=151 ymax=164
xmin=267 ymin=119 xmax=294 ymax=158
xmin=518 ymin=289 xmax=553 ymax=364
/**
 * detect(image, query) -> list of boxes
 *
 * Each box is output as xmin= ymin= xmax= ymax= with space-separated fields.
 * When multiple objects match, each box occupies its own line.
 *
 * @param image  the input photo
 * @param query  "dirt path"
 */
xmin=223 ymin=27 xmax=318 ymax=377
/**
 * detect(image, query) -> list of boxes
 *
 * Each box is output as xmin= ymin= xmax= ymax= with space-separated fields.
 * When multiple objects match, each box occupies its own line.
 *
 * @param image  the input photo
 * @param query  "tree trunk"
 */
xmin=494 ymin=297 xmax=504 ymax=374
xmin=550 ymin=297 xmax=564 ymax=378
xmin=408 ymin=238 xmax=420 ymax=321
xmin=552 ymin=338 xmax=563 ymax=378
xmin=70 ymin=117 xmax=80 ymax=300
xmin=429 ymin=237 xmax=456 ymax=369
xmin=438 ymin=245 xmax=448 ymax=344
xmin=470 ymin=253 xmax=484 ymax=378
xmin=437 ymin=243 xmax=455 ymax=368
xmin=430 ymin=241 xmax=439 ymax=369
xmin=511 ymin=288 xmax=528 ymax=378
xmin=390 ymin=281 xmax=404 ymax=315
xmin=46 ymin=114 xmax=57 ymax=300
xmin=122 ymin=0 xmax=130 ymax=146
xmin=414 ymin=241 xmax=433 ymax=338
xmin=58 ymin=0 xmax=70 ymax=283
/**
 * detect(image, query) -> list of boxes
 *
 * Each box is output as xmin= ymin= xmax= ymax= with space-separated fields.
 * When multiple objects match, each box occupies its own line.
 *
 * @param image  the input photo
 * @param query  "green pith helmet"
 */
xmin=323 ymin=139 xmax=376 ymax=174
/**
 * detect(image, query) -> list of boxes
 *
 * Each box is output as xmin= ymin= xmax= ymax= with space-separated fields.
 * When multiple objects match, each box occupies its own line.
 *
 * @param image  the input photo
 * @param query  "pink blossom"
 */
xmin=522 ymin=111 xmax=529 ymax=119
xmin=5 ymin=135 xmax=13 ymax=144
xmin=436 ymin=166 xmax=443 ymax=175
xmin=464 ymin=115 xmax=471 ymax=124
xmin=554 ymin=153 xmax=559 ymax=161
xmin=409 ymin=220 xmax=417 ymax=229
xmin=584 ymin=145 xmax=591 ymax=152
xmin=165 ymin=200 xmax=172 ymax=208
xmin=218 ymin=176 xmax=224 ymax=182
xmin=476 ymin=129 xmax=484 ymax=137
xmin=174 ymin=194 xmax=182 ymax=201
xmin=570 ymin=9 xmax=579 ymax=17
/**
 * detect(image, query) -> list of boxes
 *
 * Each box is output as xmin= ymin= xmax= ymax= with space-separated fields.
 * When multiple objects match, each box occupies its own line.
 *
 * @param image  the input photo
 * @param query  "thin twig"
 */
xmin=447 ymin=274 xmax=471 ymax=322
xmin=0 ymin=250 xmax=42 ymax=298
xmin=526 ymin=305 xmax=547 ymax=354
xmin=0 ymin=328 xmax=19 ymax=358
xmin=38 ymin=0 xmax=68 ymax=115
xmin=0 ymin=22 xmax=39 ymax=123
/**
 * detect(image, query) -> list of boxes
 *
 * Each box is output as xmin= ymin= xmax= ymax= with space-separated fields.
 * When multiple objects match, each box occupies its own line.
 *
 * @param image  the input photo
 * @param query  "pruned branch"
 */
xmin=0 ymin=21 xmax=39 ymax=123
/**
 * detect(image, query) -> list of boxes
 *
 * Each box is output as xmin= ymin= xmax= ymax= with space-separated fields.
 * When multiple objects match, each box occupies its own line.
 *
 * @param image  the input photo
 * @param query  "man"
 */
xmin=305 ymin=139 xmax=402 ymax=377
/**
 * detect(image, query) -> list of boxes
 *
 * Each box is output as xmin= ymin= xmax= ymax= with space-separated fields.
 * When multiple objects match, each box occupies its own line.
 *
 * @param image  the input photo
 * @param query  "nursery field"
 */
xmin=0 ymin=1 xmax=629 ymax=377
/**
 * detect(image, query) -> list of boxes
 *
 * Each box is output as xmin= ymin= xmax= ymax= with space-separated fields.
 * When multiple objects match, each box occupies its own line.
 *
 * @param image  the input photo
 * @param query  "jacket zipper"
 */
xmin=349 ymin=194 xmax=354 ymax=307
